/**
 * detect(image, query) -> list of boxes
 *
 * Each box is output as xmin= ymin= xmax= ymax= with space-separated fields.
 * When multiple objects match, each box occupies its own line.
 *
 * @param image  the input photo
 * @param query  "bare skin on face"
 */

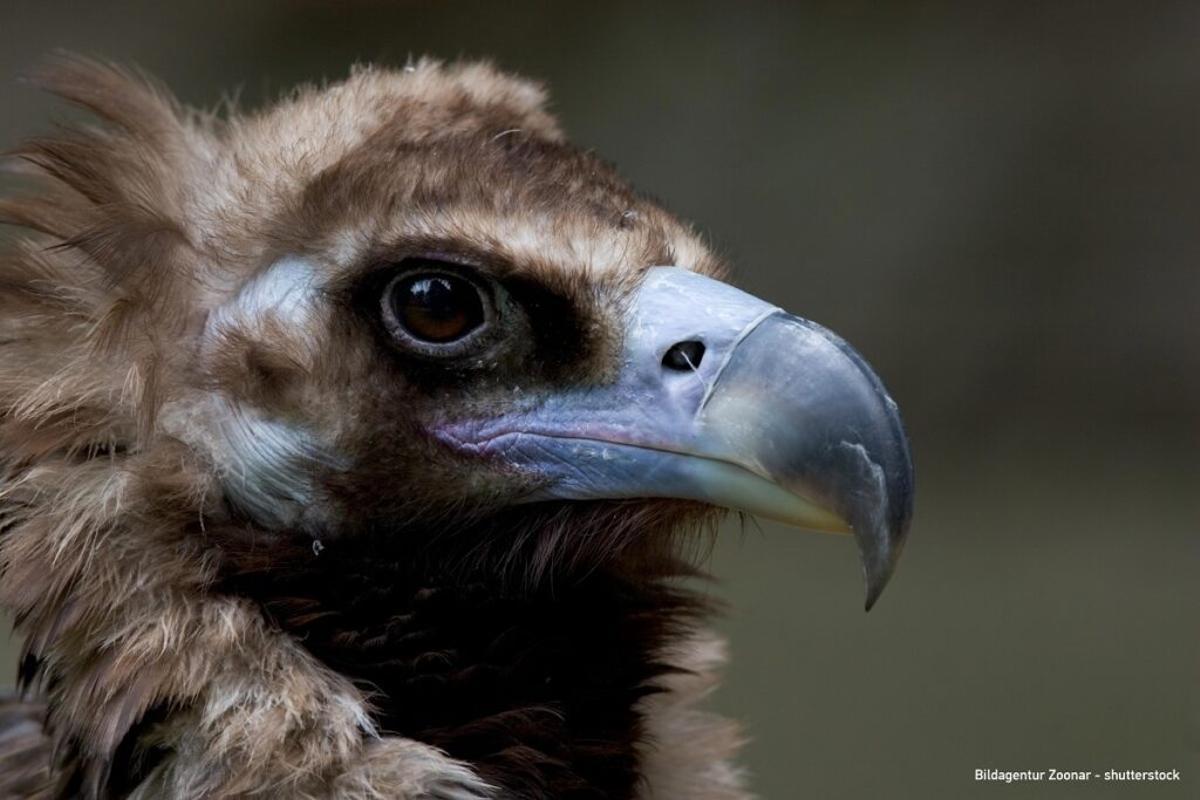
xmin=0 ymin=55 xmax=910 ymax=800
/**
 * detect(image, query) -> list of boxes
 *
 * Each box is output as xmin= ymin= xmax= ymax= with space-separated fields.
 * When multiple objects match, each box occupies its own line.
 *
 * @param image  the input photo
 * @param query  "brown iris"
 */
xmin=390 ymin=273 xmax=485 ymax=343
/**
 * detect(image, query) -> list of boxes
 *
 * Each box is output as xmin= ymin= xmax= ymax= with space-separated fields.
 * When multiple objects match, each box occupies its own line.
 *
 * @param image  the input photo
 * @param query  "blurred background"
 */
xmin=1 ymin=1 xmax=1197 ymax=797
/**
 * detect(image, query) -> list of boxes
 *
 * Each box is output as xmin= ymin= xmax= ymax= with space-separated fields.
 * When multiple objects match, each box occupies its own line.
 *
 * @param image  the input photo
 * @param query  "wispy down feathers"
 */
xmin=0 ymin=55 xmax=745 ymax=799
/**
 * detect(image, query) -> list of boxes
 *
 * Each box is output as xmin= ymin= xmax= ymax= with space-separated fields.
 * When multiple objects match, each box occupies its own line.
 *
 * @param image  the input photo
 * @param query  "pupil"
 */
xmin=412 ymin=277 xmax=456 ymax=318
xmin=396 ymin=273 xmax=483 ymax=343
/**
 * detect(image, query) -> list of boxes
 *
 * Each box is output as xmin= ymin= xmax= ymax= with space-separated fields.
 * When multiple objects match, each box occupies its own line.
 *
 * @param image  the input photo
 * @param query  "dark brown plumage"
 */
xmin=0 ymin=56 xmax=748 ymax=799
xmin=215 ymin=508 xmax=712 ymax=800
xmin=0 ymin=52 xmax=913 ymax=800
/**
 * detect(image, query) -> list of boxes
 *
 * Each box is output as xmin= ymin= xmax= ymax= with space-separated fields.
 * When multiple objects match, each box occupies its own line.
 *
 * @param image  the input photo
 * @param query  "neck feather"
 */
xmin=217 ymin=531 xmax=711 ymax=800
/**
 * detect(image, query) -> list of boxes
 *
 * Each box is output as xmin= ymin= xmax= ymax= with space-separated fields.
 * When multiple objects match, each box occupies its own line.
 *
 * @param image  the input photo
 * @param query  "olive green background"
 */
xmin=1 ymin=2 xmax=1196 ymax=798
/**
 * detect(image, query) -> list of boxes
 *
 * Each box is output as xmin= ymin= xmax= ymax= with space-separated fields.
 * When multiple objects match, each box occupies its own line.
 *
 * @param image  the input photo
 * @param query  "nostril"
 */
xmin=662 ymin=340 xmax=706 ymax=372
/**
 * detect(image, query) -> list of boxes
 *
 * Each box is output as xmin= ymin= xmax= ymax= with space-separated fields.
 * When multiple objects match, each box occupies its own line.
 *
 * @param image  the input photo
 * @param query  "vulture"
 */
xmin=0 ymin=56 xmax=913 ymax=799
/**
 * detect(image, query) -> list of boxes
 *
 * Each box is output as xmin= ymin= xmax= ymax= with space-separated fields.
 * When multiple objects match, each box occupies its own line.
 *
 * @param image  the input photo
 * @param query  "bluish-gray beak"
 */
xmin=440 ymin=267 xmax=914 ymax=609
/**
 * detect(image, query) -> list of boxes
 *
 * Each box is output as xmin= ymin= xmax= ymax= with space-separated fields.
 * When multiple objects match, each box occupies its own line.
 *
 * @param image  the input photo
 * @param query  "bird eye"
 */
xmin=381 ymin=264 xmax=491 ymax=354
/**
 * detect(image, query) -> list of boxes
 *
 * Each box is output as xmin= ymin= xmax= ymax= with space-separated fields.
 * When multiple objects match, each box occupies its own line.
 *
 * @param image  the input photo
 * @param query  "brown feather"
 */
xmin=0 ymin=694 xmax=54 ymax=798
xmin=0 ymin=55 xmax=745 ymax=799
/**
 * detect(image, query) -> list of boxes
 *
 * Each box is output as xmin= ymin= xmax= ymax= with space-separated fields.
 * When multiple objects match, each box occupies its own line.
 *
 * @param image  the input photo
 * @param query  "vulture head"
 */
xmin=0 ymin=57 xmax=913 ymax=799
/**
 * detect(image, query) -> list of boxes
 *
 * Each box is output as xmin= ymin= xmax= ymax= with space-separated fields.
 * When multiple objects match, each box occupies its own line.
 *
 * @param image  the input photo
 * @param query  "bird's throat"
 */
xmin=216 ymin=523 xmax=710 ymax=800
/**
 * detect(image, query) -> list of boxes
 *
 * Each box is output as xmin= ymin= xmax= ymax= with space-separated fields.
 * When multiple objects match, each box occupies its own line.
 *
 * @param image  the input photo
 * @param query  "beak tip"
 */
xmin=858 ymin=436 xmax=914 ymax=613
xmin=861 ymin=559 xmax=894 ymax=612
xmin=856 ymin=514 xmax=911 ymax=613
xmin=862 ymin=563 xmax=894 ymax=611
xmin=862 ymin=564 xmax=888 ymax=612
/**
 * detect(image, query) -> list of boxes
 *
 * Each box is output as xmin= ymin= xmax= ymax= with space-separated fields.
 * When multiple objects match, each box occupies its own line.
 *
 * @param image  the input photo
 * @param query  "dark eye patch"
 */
xmin=501 ymin=275 xmax=597 ymax=377
xmin=344 ymin=245 xmax=605 ymax=388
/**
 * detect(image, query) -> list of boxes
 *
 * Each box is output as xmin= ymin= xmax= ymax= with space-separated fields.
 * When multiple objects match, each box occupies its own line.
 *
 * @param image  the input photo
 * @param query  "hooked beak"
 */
xmin=439 ymin=267 xmax=914 ymax=609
